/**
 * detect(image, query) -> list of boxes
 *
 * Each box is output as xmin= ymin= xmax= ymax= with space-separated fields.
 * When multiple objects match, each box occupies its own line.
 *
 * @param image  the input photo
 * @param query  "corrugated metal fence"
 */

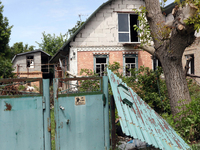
xmin=107 ymin=68 xmax=190 ymax=150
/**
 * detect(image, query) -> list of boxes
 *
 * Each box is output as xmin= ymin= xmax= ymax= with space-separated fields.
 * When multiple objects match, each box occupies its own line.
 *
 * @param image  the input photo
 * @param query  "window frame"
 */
xmin=94 ymin=55 xmax=109 ymax=76
xmin=118 ymin=13 xmax=140 ymax=43
xmin=185 ymin=54 xmax=194 ymax=74
xmin=26 ymin=55 xmax=34 ymax=69
xmin=123 ymin=54 xmax=138 ymax=76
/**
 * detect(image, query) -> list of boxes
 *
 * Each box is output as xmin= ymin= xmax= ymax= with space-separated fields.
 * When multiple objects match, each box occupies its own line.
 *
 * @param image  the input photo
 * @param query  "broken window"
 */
xmin=95 ymin=57 xmax=107 ymax=76
xmin=118 ymin=14 xmax=139 ymax=42
xmin=186 ymin=54 xmax=194 ymax=74
xmin=27 ymin=56 xmax=34 ymax=68
xmin=125 ymin=57 xmax=136 ymax=76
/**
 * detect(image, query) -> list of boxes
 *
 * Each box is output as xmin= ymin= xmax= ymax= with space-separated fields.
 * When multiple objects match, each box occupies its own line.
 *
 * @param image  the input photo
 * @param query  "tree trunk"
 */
xmin=144 ymin=0 xmax=197 ymax=116
xmin=159 ymin=49 xmax=191 ymax=116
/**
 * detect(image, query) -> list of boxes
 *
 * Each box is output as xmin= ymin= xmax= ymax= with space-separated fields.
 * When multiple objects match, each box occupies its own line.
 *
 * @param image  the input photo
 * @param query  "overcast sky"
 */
xmin=2 ymin=0 xmax=174 ymax=49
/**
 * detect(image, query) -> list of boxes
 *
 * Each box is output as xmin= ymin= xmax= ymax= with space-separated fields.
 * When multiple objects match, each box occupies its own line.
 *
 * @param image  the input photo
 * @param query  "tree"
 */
xmin=36 ymin=32 xmax=67 ymax=56
xmin=9 ymin=42 xmax=35 ymax=59
xmin=67 ymin=20 xmax=85 ymax=37
xmin=0 ymin=1 xmax=13 ymax=78
xmin=137 ymin=0 xmax=200 ymax=116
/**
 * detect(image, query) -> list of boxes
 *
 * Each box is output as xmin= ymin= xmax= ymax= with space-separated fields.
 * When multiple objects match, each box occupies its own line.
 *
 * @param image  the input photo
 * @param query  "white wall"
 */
xmin=70 ymin=0 xmax=144 ymax=47
xmin=12 ymin=52 xmax=42 ymax=73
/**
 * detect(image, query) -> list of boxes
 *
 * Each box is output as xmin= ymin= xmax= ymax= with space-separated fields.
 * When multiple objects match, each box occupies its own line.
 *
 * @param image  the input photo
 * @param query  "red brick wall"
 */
xmin=77 ymin=50 xmax=152 ymax=75
xmin=138 ymin=51 xmax=152 ymax=68
xmin=18 ymin=72 xmax=42 ymax=87
xmin=78 ymin=51 xmax=94 ymax=74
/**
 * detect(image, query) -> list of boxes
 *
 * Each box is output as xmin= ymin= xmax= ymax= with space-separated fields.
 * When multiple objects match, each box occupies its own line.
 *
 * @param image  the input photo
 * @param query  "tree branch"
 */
xmin=186 ymin=74 xmax=200 ymax=78
xmin=175 ymin=3 xmax=198 ymax=31
xmin=139 ymin=45 xmax=155 ymax=55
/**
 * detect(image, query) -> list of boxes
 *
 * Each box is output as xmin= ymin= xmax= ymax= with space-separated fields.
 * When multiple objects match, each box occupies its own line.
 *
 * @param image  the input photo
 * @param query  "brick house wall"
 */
xmin=77 ymin=50 xmax=152 ymax=75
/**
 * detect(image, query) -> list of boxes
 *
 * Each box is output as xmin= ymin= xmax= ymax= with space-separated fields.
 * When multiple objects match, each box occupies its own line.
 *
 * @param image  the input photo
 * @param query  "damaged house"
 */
xmin=12 ymin=49 xmax=53 ymax=80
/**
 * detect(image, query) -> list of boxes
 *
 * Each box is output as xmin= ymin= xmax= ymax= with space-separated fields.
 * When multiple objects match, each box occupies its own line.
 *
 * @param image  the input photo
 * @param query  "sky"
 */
xmin=2 ymin=0 xmax=174 ymax=49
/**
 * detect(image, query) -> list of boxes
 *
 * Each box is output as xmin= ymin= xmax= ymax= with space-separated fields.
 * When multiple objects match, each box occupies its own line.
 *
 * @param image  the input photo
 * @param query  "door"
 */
xmin=54 ymin=76 xmax=109 ymax=150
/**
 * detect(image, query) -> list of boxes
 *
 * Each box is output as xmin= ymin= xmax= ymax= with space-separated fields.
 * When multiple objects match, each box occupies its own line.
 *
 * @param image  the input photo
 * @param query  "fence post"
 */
xmin=43 ymin=79 xmax=51 ymax=150
xmin=103 ymin=76 xmax=110 ymax=150
xmin=111 ymin=95 xmax=116 ymax=150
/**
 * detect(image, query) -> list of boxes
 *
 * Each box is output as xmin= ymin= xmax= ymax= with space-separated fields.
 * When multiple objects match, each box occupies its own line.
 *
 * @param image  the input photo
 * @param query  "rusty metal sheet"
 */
xmin=0 ymin=78 xmax=43 ymax=96
xmin=107 ymin=69 xmax=190 ymax=150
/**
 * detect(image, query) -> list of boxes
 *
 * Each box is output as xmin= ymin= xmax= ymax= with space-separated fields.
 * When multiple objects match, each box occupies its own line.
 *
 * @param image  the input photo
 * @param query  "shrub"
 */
xmin=175 ymin=97 xmax=200 ymax=143
xmin=18 ymin=85 xmax=26 ymax=91
xmin=122 ymin=66 xmax=171 ymax=114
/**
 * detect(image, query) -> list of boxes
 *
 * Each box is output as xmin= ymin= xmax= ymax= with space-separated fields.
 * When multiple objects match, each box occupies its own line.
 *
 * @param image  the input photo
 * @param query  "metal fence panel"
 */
xmin=0 ymin=96 xmax=44 ymax=150
xmin=0 ymin=79 xmax=51 ymax=150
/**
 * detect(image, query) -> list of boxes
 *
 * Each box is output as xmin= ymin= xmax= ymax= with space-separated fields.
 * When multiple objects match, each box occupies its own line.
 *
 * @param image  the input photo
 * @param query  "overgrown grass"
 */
xmin=51 ymin=108 xmax=55 ymax=150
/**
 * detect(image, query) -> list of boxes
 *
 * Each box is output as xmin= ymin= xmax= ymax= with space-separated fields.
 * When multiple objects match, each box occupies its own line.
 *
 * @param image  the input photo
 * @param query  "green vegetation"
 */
xmin=108 ymin=62 xmax=170 ymax=114
xmin=0 ymin=1 xmax=14 ymax=78
xmin=9 ymin=42 xmax=35 ymax=59
xmin=51 ymin=108 xmax=55 ymax=150
xmin=162 ymin=79 xmax=200 ymax=144
xmin=18 ymin=85 xmax=26 ymax=91
xmin=36 ymin=32 xmax=68 ymax=56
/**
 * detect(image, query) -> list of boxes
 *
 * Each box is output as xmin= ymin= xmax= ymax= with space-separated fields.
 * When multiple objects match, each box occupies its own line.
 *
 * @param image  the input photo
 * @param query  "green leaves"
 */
xmin=0 ymin=56 xmax=14 ymax=78
xmin=122 ymin=66 xmax=171 ymax=114
xmin=67 ymin=21 xmax=84 ymax=37
xmin=9 ymin=42 xmax=35 ymax=59
xmin=133 ymin=6 xmax=151 ymax=46
xmin=36 ymin=32 xmax=67 ymax=56
xmin=0 ymin=2 xmax=14 ymax=78
xmin=163 ymin=80 xmax=200 ymax=143
xmin=182 ymin=0 xmax=200 ymax=32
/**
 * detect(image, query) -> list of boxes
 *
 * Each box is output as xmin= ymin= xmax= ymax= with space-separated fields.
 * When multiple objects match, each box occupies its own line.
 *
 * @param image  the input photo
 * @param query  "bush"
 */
xmin=175 ymin=97 xmax=200 ymax=143
xmin=79 ymin=69 xmax=100 ymax=92
xmin=122 ymin=66 xmax=171 ymax=114
xmin=162 ymin=79 xmax=200 ymax=143
xmin=18 ymin=85 xmax=26 ymax=91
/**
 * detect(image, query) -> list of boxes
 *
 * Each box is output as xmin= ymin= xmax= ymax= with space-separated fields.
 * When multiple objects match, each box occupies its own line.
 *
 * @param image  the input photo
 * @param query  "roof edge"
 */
xmin=49 ymin=0 xmax=113 ymax=63
xmin=11 ymin=49 xmax=51 ymax=63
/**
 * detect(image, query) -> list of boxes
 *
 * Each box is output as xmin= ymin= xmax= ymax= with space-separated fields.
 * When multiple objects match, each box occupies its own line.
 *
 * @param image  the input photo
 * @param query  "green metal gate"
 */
xmin=0 ymin=78 xmax=51 ymax=150
xmin=54 ymin=76 xmax=109 ymax=150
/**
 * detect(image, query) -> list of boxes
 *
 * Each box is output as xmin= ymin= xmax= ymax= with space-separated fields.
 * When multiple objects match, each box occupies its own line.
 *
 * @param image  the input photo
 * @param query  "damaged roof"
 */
xmin=12 ymin=49 xmax=51 ymax=63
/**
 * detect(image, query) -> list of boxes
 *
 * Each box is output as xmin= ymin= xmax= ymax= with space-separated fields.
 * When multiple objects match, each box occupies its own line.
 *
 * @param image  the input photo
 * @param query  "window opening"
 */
xmin=95 ymin=57 xmax=107 ymax=76
xmin=125 ymin=57 xmax=136 ymax=76
xmin=118 ymin=14 xmax=139 ymax=42
xmin=27 ymin=56 xmax=34 ymax=68
xmin=186 ymin=54 xmax=194 ymax=74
